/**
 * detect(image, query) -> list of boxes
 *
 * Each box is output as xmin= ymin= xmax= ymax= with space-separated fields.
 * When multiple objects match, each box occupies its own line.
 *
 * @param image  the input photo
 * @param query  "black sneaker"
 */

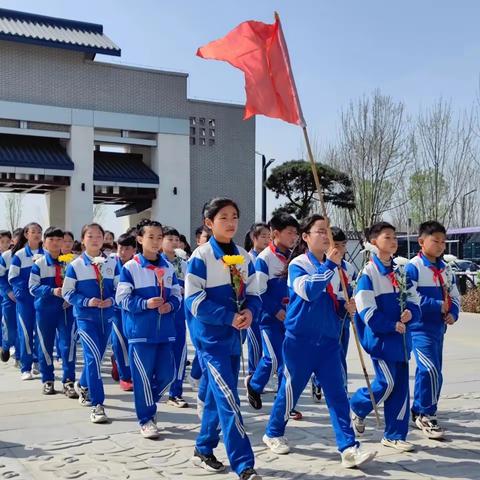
xmin=63 ymin=380 xmax=79 ymax=399
xmin=411 ymin=409 xmax=419 ymax=426
xmin=0 ymin=348 xmax=10 ymax=363
xmin=42 ymin=381 xmax=56 ymax=395
xmin=245 ymin=375 xmax=262 ymax=410
xmin=311 ymin=380 xmax=322 ymax=403
xmin=239 ymin=467 xmax=262 ymax=480
xmin=191 ymin=448 xmax=226 ymax=472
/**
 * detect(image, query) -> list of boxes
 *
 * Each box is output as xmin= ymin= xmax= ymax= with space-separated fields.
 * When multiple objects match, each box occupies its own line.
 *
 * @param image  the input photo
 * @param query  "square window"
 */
xmin=190 ymin=137 xmax=196 ymax=145
xmin=190 ymin=127 xmax=196 ymax=136
xmin=209 ymin=129 xmax=215 ymax=137
xmin=199 ymin=117 xmax=206 ymax=125
xmin=200 ymin=138 xmax=206 ymax=146
xmin=200 ymin=128 xmax=206 ymax=136
xmin=209 ymin=119 xmax=216 ymax=127
xmin=209 ymin=138 xmax=215 ymax=146
xmin=189 ymin=117 xmax=196 ymax=125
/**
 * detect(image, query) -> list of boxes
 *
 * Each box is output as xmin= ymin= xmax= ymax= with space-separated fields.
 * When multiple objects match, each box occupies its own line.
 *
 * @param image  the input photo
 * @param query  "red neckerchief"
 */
xmin=371 ymin=259 xmax=398 ymax=290
xmin=54 ymin=263 xmax=63 ymax=288
xmin=135 ymin=255 xmax=165 ymax=300
xmin=420 ymin=253 xmax=452 ymax=311
xmin=326 ymin=283 xmax=339 ymax=311
xmin=269 ymin=242 xmax=288 ymax=265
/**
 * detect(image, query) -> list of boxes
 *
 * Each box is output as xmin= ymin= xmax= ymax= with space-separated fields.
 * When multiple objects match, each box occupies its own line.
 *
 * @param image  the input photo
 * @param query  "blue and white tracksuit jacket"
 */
xmin=266 ymin=251 xmax=357 ymax=452
xmin=249 ymin=243 xmax=289 ymax=394
xmin=116 ymin=253 xmax=181 ymax=425
xmin=110 ymin=255 xmax=131 ymax=382
xmin=164 ymin=253 xmax=189 ymax=399
xmin=246 ymin=249 xmax=262 ymax=375
xmin=406 ymin=253 xmax=460 ymax=416
xmin=185 ymin=237 xmax=261 ymax=475
xmin=0 ymin=251 xmax=18 ymax=354
xmin=29 ymin=252 xmax=76 ymax=383
xmin=8 ymin=245 xmax=44 ymax=372
xmin=62 ymin=252 xmax=118 ymax=406
xmin=351 ymin=254 xmax=421 ymax=440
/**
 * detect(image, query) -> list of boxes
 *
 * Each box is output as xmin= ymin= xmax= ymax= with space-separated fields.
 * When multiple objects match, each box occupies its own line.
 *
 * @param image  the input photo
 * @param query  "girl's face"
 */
xmin=205 ymin=205 xmax=239 ymax=241
xmin=302 ymin=220 xmax=330 ymax=253
xmin=138 ymin=226 xmax=163 ymax=257
xmin=162 ymin=235 xmax=179 ymax=255
xmin=82 ymin=227 xmax=104 ymax=253
xmin=104 ymin=232 xmax=114 ymax=244
xmin=0 ymin=236 xmax=11 ymax=253
xmin=44 ymin=236 xmax=63 ymax=257
xmin=62 ymin=234 xmax=74 ymax=254
xmin=253 ymin=227 xmax=270 ymax=251
xmin=26 ymin=225 xmax=42 ymax=247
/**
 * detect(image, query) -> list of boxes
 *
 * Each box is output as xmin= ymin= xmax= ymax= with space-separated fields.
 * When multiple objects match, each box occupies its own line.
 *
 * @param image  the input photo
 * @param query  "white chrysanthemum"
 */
xmin=361 ymin=242 xmax=379 ymax=256
xmin=174 ymin=248 xmax=188 ymax=260
xmin=393 ymin=256 xmax=409 ymax=267
xmin=91 ymin=256 xmax=106 ymax=265
xmin=443 ymin=254 xmax=458 ymax=264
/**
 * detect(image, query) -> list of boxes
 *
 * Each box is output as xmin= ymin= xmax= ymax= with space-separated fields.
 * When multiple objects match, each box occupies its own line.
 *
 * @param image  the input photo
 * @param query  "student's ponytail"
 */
xmin=11 ymin=222 xmax=42 ymax=256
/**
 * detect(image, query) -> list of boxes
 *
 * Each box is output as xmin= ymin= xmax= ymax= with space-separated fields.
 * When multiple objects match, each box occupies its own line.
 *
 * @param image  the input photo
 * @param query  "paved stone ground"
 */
xmin=0 ymin=313 xmax=479 ymax=480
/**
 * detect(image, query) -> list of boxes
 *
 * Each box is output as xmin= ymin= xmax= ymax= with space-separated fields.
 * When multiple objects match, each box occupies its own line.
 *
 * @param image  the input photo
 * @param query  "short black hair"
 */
xmin=44 ymin=226 xmax=64 ymax=239
xmin=13 ymin=228 xmax=23 ymax=238
xmin=203 ymin=197 xmax=240 ymax=220
xmin=0 ymin=230 xmax=12 ymax=239
xmin=72 ymin=240 xmax=83 ymax=253
xmin=367 ymin=222 xmax=396 ymax=241
xmin=419 ymin=220 xmax=446 ymax=237
xmin=117 ymin=234 xmax=136 ymax=248
xmin=136 ymin=219 xmax=163 ymax=237
xmin=125 ymin=226 xmax=138 ymax=237
xmin=269 ymin=213 xmax=299 ymax=232
xmin=332 ymin=226 xmax=346 ymax=242
xmin=163 ymin=226 xmax=180 ymax=238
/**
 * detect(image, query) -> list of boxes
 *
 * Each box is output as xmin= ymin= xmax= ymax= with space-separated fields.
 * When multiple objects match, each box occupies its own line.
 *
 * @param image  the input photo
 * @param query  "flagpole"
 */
xmin=301 ymin=125 xmax=381 ymax=428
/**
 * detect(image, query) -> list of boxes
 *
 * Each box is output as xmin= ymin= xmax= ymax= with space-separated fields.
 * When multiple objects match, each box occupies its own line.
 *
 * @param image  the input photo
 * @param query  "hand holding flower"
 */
xmin=445 ymin=313 xmax=455 ymax=325
xmin=395 ymin=321 xmax=406 ymax=334
xmin=100 ymin=298 xmax=113 ymax=308
xmin=345 ymin=298 xmax=356 ymax=315
xmin=88 ymin=298 xmax=103 ymax=308
xmin=400 ymin=309 xmax=412 ymax=324
xmin=158 ymin=302 xmax=172 ymax=314
xmin=275 ymin=309 xmax=286 ymax=321
xmin=53 ymin=287 xmax=63 ymax=297
xmin=147 ymin=297 xmax=164 ymax=309
xmin=326 ymin=247 xmax=342 ymax=265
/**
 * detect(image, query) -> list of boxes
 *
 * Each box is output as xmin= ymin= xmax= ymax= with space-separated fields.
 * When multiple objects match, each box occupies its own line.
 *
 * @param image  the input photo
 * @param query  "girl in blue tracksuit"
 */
xmin=351 ymin=222 xmax=421 ymax=452
xmin=263 ymin=214 xmax=375 ymax=469
xmin=161 ymin=226 xmax=189 ymax=409
xmin=8 ymin=222 xmax=44 ymax=379
xmin=62 ymin=223 xmax=117 ymax=424
xmin=29 ymin=227 xmax=77 ymax=398
xmin=116 ymin=220 xmax=181 ymax=439
xmin=185 ymin=197 xmax=262 ymax=480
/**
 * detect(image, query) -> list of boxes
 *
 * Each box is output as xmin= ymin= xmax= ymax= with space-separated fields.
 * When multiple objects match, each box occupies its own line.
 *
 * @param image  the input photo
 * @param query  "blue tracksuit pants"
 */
xmin=411 ymin=331 xmax=444 ymax=416
xmin=247 ymin=320 xmax=262 ymax=375
xmin=36 ymin=306 xmax=76 ymax=383
xmin=249 ymin=324 xmax=284 ymax=394
xmin=129 ymin=342 xmax=174 ymax=425
xmin=191 ymin=352 xmax=202 ymax=380
xmin=169 ymin=314 xmax=187 ymax=398
xmin=1 ymin=298 xmax=18 ymax=353
xmin=111 ymin=310 xmax=131 ymax=381
xmin=351 ymin=358 xmax=410 ymax=440
xmin=266 ymin=336 xmax=357 ymax=452
xmin=16 ymin=298 xmax=38 ymax=373
xmin=77 ymin=317 xmax=113 ymax=406
xmin=196 ymin=351 xmax=255 ymax=476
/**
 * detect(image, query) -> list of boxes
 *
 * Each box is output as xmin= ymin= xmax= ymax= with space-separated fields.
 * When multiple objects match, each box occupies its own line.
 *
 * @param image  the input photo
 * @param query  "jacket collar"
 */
xmin=209 ymin=236 xmax=239 ymax=260
xmin=418 ymin=251 xmax=445 ymax=270
xmin=371 ymin=254 xmax=393 ymax=276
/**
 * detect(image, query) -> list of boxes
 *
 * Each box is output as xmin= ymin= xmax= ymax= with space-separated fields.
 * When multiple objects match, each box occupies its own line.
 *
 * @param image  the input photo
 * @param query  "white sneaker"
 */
xmin=415 ymin=414 xmax=445 ymax=439
xmin=341 ymin=445 xmax=377 ymax=468
xmin=31 ymin=362 xmax=40 ymax=375
xmin=140 ymin=420 xmax=160 ymax=439
xmin=381 ymin=438 xmax=415 ymax=452
xmin=74 ymin=380 xmax=91 ymax=406
xmin=90 ymin=404 xmax=108 ymax=424
xmin=189 ymin=374 xmax=200 ymax=391
xmin=262 ymin=434 xmax=290 ymax=454
xmin=21 ymin=371 xmax=33 ymax=381
xmin=352 ymin=413 xmax=366 ymax=435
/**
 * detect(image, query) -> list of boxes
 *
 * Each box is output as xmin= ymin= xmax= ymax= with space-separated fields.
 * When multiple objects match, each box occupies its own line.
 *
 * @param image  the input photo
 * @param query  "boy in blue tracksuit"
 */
xmin=351 ymin=222 xmax=421 ymax=452
xmin=29 ymin=227 xmax=77 ymax=398
xmin=185 ymin=198 xmax=262 ymax=480
xmin=116 ymin=220 xmax=181 ymax=439
xmin=110 ymin=233 xmax=136 ymax=391
xmin=405 ymin=221 xmax=460 ymax=439
xmin=9 ymin=222 xmax=44 ymax=380
xmin=245 ymin=214 xmax=301 ymax=420
xmin=162 ymin=226 xmax=190 ymax=409
xmin=263 ymin=215 xmax=375 ymax=469
xmin=62 ymin=223 xmax=118 ymax=424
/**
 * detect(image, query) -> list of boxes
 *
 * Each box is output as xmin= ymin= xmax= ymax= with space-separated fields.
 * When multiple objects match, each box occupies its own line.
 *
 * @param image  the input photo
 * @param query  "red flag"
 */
xmin=197 ymin=13 xmax=306 ymax=127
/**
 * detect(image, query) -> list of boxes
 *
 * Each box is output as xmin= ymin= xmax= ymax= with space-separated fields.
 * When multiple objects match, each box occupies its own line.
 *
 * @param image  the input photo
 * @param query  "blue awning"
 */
xmin=0 ymin=134 xmax=74 ymax=170
xmin=94 ymin=151 xmax=159 ymax=185
xmin=0 ymin=8 xmax=120 ymax=57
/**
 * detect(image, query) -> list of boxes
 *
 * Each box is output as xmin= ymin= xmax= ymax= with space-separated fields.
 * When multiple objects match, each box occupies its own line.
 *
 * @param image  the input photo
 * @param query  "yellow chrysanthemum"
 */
xmin=58 ymin=253 xmax=77 ymax=264
xmin=222 ymin=255 xmax=244 ymax=266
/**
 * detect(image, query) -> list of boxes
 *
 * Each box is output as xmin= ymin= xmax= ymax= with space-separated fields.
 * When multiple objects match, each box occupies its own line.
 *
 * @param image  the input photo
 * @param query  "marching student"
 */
xmin=162 ymin=226 xmax=189 ymax=408
xmin=311 ymin=226 xmax=357 ymax=403
xmin=9 ymin=222 xmax=44 ymax=380
xmin=29 ymin=227 xmax=77 ymax=398
xmin=244 ymin=222 xmax=270 ymax=376
xmin=116 ymin=220 xmax=181 ymax=439
xmin=350 ymin=222 xmax=421 ymax=452
xmin=262 ymin=214 xmax=375 ymax=468
xmin=406 ymin=221 xmax=460 ymax=439
xmin=185 ymin=197 xmax=262 ymax=480
xmin=110 ymin=233 xmax=136 ymax=391
xmin=62 ymin=223 xmax=118 ymax=424
xmin=245 ymin=213 xmax=303 ymax=420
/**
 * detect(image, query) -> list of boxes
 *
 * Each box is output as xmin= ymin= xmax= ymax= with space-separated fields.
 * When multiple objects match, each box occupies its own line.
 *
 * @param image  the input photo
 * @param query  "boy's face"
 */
xmin=0 ymin=236 xmax=11 ymax=252
xmin=117 ymin=244 xmax=135 ymax=263
xmin=162 ymin=235 xmax=179 ymax=254
xmin=44 ymin=236 xmax=63 ymax=256
xmin=419 ymin=232 xmax=446 ymax=259
xmin=372 ymin=228 xmax=398 ymax=256
xmin=334 ymin=240 xmax=347 ymax=257
xmin=275 ymin=226 xmax=298 ymax=250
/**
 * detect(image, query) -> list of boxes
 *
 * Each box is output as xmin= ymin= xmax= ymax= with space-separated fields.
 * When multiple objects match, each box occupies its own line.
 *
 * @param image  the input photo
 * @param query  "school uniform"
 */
xmin=8 ymin=245 xmax=44 ymax=373
xmin=0 ymin=251 xmax=19 ymax=356
xmin=351 ymin=254 xmax=421 ymax=441
xmin=266 ymin=252 xmax=357 ymax=452
xmin=29 ymin=252 xmax=76 ymax=384
xmin=406 ymin=253 xmax=460 ymax=417
xmin=116 ymin=253 xmax=181 ymax=425
xmin=249 ymin=243 xmax=289 ymax=394
xmin=62 ymin=253 xmax=117 ymax=406
xmin=185 ymin=237 xmax=261 ymax=476
xmin=110 ymin=255 xmax=132 ymax=382
xmin=247 ymin=249 xmax=262 ymax=375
